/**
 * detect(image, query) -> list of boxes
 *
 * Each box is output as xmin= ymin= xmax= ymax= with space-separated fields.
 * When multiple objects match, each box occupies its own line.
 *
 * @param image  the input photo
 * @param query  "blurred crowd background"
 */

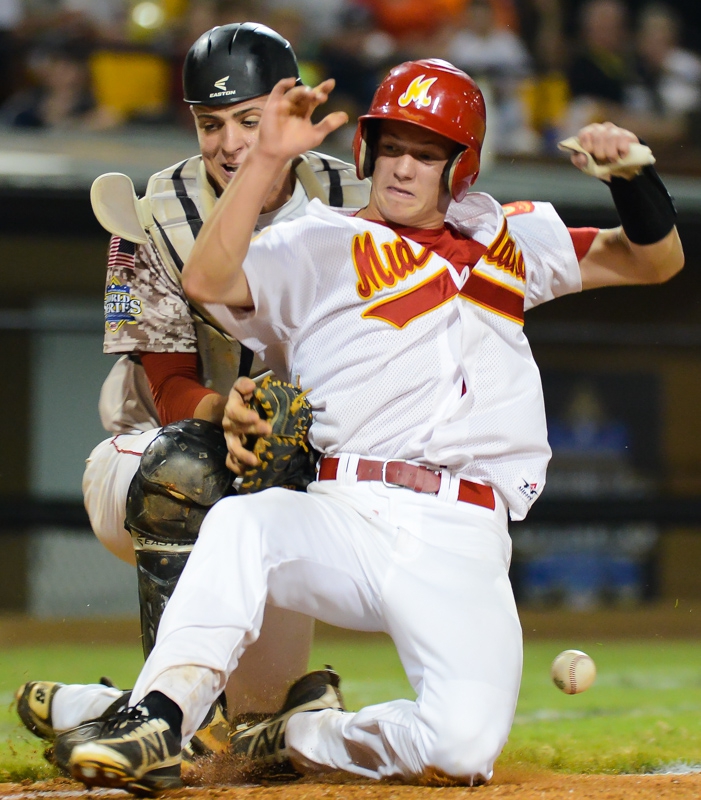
xmin=1 ymin=0 xmax=701 ymax=164
xmin=3 ymin=1 xmax=701 ymax=616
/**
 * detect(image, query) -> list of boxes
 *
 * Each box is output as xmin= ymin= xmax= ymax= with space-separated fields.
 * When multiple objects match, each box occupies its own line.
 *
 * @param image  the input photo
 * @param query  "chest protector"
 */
xmin=91 ymin=152 xmax=371 ymax=395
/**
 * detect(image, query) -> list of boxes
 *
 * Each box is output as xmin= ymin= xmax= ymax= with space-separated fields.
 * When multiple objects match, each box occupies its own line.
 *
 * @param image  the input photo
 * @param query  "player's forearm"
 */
xmin=581 ymin=226 xmax=684 ymax=290
xmin=624 ymin=226 xmax=684 ymax=284
xmin=592 ymin=163 xmax=685 ymax=286
xmin=193 ymin=391 xmax=228 ymax=425
xmin=141 ymin=351 xmax=227 ymax=425
xmin=183 ymin=147 xmax=287 ymax=306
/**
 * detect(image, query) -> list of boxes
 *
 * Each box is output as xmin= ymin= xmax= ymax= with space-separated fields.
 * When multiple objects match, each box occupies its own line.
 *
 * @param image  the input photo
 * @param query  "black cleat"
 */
xmin=229 ymin=666 xmax=345 ymax=781
xmin=52 ymin=690 xmax=131 ymax=773
xmin=16 ymin=681 xmax=65 ymax=740
xmin=56 ymin=693 xmax=228 ymax=780
xmin=68 ymin=702 xmax=182 ymax=795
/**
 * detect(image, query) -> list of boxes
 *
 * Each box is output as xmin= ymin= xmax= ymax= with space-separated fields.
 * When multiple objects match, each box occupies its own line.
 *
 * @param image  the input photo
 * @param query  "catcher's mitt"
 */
xmin=238 ymin=376 xmax=317 ymax=493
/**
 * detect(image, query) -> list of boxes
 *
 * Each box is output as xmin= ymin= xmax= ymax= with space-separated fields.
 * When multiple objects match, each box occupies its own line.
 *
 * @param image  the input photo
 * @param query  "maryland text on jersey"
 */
xmin=352 ymin=232 xmax=432 ymax=300
xmin=353 ymin=228 xmax=526 ymax=329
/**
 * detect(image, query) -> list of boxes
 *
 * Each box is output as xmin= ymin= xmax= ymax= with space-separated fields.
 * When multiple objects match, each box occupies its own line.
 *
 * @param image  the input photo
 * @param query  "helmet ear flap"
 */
xmin=352 ymin=120 xmax=377 ymax=180
xmin=444 ymin=147 xmax=481 ymax=202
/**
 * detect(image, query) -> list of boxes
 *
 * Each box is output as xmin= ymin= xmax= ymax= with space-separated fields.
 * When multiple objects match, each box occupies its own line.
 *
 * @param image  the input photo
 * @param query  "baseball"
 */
xmin=550 ymin=649 xmax=596 ymax=694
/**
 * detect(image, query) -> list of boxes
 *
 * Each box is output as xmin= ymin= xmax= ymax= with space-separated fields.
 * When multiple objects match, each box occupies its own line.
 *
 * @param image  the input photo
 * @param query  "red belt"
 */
xmin=317 ymin=457 xmax=495 ymax=510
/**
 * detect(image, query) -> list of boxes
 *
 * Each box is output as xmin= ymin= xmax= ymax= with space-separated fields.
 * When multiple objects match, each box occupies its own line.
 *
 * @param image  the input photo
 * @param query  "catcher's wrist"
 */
xmin=606 ymin=165 xmax=677 ymax=246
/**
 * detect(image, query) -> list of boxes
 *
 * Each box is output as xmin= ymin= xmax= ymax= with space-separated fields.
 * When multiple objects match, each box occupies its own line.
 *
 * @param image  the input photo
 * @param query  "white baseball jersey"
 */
xmin=206 ymin=193 xmax=581 ymax=519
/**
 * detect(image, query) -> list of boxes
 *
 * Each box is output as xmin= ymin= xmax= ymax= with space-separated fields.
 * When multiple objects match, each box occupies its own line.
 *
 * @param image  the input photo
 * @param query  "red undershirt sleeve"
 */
xmin=140 ymin=352 xmax=216 ymax=426
xmin=568 ymin=227 xmax=600 ymax=261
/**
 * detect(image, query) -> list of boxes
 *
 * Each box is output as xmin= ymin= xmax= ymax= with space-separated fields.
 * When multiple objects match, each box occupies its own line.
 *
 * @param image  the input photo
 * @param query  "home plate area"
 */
xmin=4 ymin=769 xmax=701 ymax=800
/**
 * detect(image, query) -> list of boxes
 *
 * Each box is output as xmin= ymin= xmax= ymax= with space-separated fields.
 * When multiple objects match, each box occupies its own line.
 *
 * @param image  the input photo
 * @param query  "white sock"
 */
xmin=50 ymin=683 xmax=126 ymax=732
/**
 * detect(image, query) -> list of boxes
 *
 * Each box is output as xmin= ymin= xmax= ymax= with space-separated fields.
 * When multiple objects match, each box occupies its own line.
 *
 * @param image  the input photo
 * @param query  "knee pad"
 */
xmin=125 ymin=418 xmax=235 ymax=544
xmin=125 ymin=419 xmax=235 ymax=657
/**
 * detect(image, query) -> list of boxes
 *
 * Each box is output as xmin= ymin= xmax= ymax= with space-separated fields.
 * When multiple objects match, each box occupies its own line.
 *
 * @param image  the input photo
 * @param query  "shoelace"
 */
xmin=101 ymin=703 xmax=151 ymax=735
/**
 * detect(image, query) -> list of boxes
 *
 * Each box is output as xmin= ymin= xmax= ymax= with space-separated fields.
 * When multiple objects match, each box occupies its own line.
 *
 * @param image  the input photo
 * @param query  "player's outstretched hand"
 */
xmin=569 ymin=121 xmax=639 ymax=173
xmin=256 ymin=77 xmax=349 ymax=164
xmin=222 ymin=377 xmax=272 ymax=474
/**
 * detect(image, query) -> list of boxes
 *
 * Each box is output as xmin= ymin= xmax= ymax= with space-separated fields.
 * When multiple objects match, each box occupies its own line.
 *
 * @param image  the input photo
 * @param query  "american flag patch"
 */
xmin=108 ymin=236 xmax=136 ymax=270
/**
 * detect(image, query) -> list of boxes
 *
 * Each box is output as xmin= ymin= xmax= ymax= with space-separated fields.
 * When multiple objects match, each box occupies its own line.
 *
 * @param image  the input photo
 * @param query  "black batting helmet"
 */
xmin=183 ymin=22 xmax=302 ymax=106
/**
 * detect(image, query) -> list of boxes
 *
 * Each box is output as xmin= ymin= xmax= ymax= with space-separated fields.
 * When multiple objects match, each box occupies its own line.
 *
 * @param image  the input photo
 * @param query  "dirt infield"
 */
xmin=3 ymin=771 xmax=701 ymax=800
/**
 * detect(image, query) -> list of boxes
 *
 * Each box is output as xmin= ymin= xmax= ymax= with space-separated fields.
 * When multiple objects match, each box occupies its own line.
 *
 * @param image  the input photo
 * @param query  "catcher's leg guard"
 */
xmin=133 ymin=545 xmax=193 ymax=657
xmin=125 ymin=419 xmax=235 ymax=657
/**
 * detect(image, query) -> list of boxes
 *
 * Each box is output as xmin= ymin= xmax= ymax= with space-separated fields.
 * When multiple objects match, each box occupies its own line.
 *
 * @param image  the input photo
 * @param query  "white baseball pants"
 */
xmin=83 ymin=430 xmax=160 ymax=565
xmin=132 ymin=481 xmax=522 ymax=782
xmin=76 ymin=429 xmax=313 ymax=720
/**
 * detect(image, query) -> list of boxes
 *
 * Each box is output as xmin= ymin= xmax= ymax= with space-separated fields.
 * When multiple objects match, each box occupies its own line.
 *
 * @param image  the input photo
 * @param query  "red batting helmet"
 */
xmin=353 ymin=59 xmax=486 ymax=202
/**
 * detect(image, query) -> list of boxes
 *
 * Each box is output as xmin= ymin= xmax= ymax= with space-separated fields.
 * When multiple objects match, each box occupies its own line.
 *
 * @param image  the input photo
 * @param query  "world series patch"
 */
xmin=104 ymin=277 xmax=143 ymax=332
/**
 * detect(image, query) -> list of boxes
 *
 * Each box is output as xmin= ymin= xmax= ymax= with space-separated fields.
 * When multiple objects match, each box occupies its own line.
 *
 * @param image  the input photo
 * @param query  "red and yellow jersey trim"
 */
xmin=362 ymin=268 xmax=457 ymax=329
xmin=502 ymin=200 xmax=535 ymax=217
xmin=362 ymin=266 xmax=525 ymax=329
xmin=357 ymin=212 xmax=527 ymax=328
xmin=459 ymin=270 xmax=525 ymax=325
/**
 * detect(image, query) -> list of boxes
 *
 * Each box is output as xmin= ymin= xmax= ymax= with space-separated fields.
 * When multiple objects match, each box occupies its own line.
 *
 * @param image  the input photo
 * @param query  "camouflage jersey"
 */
xmin=97 ymin=152 xmax=371 ymax=434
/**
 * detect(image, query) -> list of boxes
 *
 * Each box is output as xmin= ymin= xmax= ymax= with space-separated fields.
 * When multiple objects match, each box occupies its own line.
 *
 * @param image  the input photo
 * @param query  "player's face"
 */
xmin=364 ymin=120 xmax=457 ymax=228
xmin=193 ymin=97 xmax=287 ymax=196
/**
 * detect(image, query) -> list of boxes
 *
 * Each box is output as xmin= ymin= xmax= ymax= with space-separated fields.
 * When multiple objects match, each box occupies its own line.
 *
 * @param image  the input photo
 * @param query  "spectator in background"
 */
xmin=0 ymin=33 xmax=119 ymax=129
xmin=634 ymin=2 xmax=701 ymax=120
xmin=0 ymin=0 xmax=23 ymax=105
xmin=56 ymin=0 xmax=126 ymax=41
xmin=213 ymin=0 xmax=269 ymax=27
xmin=317 ymin=2 xmax=395 ymax=131
xmin=267 ymin=0 xmax=347 ymax=43
xmin=516 ymin=0 xmax=568 ymax=79
xmin=567 ymin=0 xmax=633 ymax=108
xmin=447 ymin=0 xmax=531 ymax=79
xmin=266 ymin=6 xmax=326 ymax=86
xmin=516 ymin=0 xmax=570 ymax=152
xmin=565 ymin=0 xmax=685 ymax=147
xmin=361 ymin=0 xmax=465 ymax=46
xmin=445 ymin=0 xmax=537 ymax=154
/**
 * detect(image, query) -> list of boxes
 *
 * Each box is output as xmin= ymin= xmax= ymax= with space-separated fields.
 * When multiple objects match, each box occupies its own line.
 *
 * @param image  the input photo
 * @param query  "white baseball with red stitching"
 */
xmin=551 ymin=650 xmax=597 ymax=694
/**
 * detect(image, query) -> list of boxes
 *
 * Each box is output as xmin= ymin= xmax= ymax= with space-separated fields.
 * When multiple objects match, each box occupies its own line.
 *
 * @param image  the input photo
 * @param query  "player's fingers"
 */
xmin=290 ymin=79 xmax=337 ymax=120
xmin=223 ymin=411 xmax=271 ymax=437
xmin=297 ymin=79 xmax=336 ymax=112
xmin=231 ymin=376 xmax=256 ymax=400
xmin=224 ymin=431 xmax=260 ymax=468
xmin=226 ymin=449 xmax=259 ymax=470
xmin=589 ymin=134 xmax=611 ymax=164
xmin=225 ymin=449 xmax=258 ymax=475
xmin=574 ymin=122 xmax=602 ymax=149
xmin=309 ymin=78 xmax=336 ymax=105
xmin=223 ymin=386 xmax=262 ymax=426
xmin=269 ymin=76 xmax=298 ymax=101
xmin=314 ymin=111 xmax=349 ymax=138
xmin=612 ymin=129 xmax=638 ymax=159
xmin=223 ymin=401 xmax=258 ymax=427
xmin=225 ymin=453 xmax=242 ymax=475
xmin=579 ymin=122 xmax=637 ymax=163
xmin=285 ymin=85 xmax=319 ymax=118
xmin=603 ymin=130 xmax=632 ymax=162
xmin=577 ymin=123 xmax=610 ymax=162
